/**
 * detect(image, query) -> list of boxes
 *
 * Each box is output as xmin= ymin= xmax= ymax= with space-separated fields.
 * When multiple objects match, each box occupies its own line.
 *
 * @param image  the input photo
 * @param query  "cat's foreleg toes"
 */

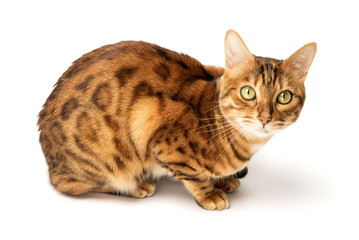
xmin=196 ymin=189 xmax=229 ymax=210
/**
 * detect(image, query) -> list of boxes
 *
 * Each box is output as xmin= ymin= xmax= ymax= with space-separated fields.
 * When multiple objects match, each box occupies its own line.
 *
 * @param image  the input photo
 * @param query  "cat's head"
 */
xmin=219 ymin=30 xmax=316 ymax=139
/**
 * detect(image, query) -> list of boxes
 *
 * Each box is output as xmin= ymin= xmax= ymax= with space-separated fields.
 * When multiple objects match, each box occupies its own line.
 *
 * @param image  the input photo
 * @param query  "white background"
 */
xmin=1 ymin=0 xmax=358 ymax=239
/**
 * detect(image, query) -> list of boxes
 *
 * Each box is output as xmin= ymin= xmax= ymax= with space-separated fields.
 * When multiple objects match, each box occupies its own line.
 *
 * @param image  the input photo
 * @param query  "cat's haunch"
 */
xmin=38 ymin=30 xmax=316 ymax=210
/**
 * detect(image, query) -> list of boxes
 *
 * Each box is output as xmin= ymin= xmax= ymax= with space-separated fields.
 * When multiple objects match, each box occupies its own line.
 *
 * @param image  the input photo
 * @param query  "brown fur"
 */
xmin=38 ymin=30 xmax=316 ymax=210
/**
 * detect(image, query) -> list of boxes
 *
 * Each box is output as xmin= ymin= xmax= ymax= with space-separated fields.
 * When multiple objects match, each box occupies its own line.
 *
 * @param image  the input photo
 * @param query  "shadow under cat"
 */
xmin=81 ymin=162 xmax=330 ymax=209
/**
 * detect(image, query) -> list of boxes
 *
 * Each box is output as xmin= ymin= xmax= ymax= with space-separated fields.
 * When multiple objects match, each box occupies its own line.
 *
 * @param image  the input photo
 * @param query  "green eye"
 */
xmin=240 ymin=86 xmax=256 ymax=100
xmin=277 ymin=90 xmax=292 ymax=104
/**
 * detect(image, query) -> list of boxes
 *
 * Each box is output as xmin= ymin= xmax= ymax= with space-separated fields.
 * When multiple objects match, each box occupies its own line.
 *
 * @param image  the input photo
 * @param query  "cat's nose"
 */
xmin=257 ymin=115 xmax=272 ymax=126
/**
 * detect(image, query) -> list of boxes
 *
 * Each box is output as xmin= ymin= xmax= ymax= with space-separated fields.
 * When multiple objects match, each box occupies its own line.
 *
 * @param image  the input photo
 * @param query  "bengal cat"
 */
xmin=38 ymin=30 xmax=316 ymax=210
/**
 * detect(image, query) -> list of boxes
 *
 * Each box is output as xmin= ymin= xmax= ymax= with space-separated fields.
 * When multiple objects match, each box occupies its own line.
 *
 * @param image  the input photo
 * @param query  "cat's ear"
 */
xmin=280 ymin=42 xmax=317 ymax=81
xmin=225 ymin=30 xmax=255 ymax=72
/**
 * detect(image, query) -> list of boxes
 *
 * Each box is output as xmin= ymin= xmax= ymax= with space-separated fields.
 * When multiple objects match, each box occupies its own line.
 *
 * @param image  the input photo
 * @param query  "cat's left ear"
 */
xmin=280 ymin=42 xmax=317 ymax=82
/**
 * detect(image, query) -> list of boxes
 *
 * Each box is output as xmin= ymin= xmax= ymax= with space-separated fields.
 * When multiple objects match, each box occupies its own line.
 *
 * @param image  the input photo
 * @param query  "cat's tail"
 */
xmin=233 ymin=167 xmax=248 ymax=179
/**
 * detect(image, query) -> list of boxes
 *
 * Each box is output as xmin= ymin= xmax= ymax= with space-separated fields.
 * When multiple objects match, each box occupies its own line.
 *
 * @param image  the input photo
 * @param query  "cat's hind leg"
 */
xmin=91 ymin=181 xmax=156 ymax=198
xmin=48 ymin=153 xmax=108 ymax=196
xmin=132 ymin=181 xmax=157 ymax=198
xmin=98 ymin=174 xmax=157 ymax=198
xmin=99 ymin=181 xmax=156 ymax=198
xmin=50 ymin=173 xmax=102 ymax=196
xmin=52 ymin=173 xmax=157 ymax=198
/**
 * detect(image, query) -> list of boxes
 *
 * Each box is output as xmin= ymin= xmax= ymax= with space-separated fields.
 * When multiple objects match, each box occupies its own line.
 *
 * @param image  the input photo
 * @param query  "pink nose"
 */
xmin=257 ymin=115 xmax=272 ymax=126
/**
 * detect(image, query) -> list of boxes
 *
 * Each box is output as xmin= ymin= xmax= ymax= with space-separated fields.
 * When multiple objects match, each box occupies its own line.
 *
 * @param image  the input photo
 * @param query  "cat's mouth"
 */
xmin=257 ymin=128 xmax=270 ymax=133
xmin=250 ymin=124 xmax=275 ymax=137
xmin=235 ymin=117 xmax=277 ymax=138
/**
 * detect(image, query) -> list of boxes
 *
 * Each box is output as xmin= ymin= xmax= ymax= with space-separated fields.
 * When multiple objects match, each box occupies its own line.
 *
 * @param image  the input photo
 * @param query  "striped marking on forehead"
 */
xmin=262 ymin=61 xmax=277 ymax=85
xmin=254 ymin=57 xmax=282 ymax=87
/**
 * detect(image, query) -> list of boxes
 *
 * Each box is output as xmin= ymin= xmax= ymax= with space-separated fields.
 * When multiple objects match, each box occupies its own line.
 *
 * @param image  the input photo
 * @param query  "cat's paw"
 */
xmin=214 ymin=177 xmax=240 ymax=193
xmin=196 ymin=189 xmax=229 ymax=210
xmin=133 ymin=182 xmax=157 ymax=198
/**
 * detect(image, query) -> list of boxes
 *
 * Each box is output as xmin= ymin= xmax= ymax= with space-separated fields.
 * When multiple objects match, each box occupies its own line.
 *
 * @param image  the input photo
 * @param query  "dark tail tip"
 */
xmin=233 ymin=166 xmax=248 ymax=179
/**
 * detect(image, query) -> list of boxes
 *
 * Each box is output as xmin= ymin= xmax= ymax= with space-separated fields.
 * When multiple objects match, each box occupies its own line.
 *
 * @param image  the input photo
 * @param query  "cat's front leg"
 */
xmin=182 ymin=178 xmax=229 ymax=210
xmin=156 ymin=156 xmax=229 ymax=210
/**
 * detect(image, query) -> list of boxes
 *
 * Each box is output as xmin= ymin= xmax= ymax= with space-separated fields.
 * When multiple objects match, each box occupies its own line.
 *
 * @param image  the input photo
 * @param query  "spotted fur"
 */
xmin=38 ymin=30 xmax=316 ymax=210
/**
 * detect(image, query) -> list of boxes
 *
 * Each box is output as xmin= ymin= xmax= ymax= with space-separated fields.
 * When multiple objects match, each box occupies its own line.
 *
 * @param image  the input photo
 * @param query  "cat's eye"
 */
xmin=240 ymin=86 xmax=256 ymax=101
xmin=277 ymin=90 xmax=292 ymax=104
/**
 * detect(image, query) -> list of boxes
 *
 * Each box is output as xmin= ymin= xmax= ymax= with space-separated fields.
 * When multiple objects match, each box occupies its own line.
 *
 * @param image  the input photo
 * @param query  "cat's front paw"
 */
xmin=196 ymin=189 xmax=229 ymax=210
xmin=214 ymin=176 xmax=240 ymax=193
xmin=133 ymin=182 xmax=157 ymax=198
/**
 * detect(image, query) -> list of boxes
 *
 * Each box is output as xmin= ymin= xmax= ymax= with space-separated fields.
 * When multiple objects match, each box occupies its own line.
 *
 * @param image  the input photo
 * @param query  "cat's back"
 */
xmin=38 ymin=41 xmax=223 ymax=127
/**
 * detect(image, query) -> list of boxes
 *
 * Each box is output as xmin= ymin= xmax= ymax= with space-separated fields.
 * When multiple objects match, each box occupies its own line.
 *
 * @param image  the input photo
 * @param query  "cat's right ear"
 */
xmin=225 ymin=30 xmax=255 ymax=72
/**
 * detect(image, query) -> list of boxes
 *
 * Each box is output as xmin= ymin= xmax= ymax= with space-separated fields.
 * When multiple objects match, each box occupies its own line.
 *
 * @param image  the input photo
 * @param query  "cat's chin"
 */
xmin=254 ymin=128 xmax=274 ymax=138
xmin=239 ymin=124 xmax=276 ymax=139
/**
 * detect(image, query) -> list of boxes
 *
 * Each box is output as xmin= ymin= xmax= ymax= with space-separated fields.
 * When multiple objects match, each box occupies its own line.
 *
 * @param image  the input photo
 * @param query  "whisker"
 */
xmin=192 ymin=116 xmax=244 ymax=133
xmin=197 ymin=123 xmax=234 ymax=133
xmin=206 ymin=125 xmax=240 ymax=153
xmin=203 ymin=105 xmax=220 ymax=113
xmin=197 ymin=115 xmax=238 ymax=121
xmin=197 ymin=115 xmax=225 ymax=121
xmin=196 ymin=126 xmax=235 ymax=151
xmin=198 ymin=120 xmax=245 ymax=134
xmin=216 ymin=128 xmax=244 ymax=160
xmin=242 ymin=119 xmax=253 ymax=123
xmin=191 ymin=120 xmax=232 ymax=132
xmin=214 ymin=126 xmax=243 ymax=158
